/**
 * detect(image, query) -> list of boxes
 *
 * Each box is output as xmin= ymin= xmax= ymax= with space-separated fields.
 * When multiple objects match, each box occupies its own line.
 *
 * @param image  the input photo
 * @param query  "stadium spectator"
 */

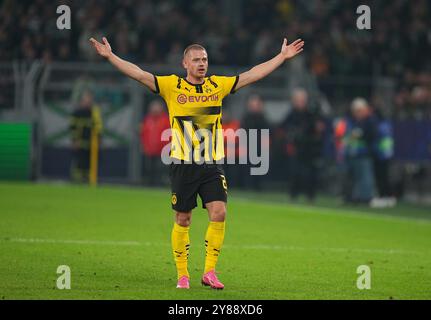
xmin=241 ymin=94 xmax=271 ymax=191
xmin=341 ymin=98 xmax=377 ymax=204
xmin=280 ymin=88 xmax=325 ymax=202
xmin=370 ymin=108 xmax=397 ymax=208
xmin=71 ymin=75 xmax=97 ymax=105
xmin=70 ymin=90 xmax=103 ymax=183
xmin=139 ymin=100 xmax=170 ymax=186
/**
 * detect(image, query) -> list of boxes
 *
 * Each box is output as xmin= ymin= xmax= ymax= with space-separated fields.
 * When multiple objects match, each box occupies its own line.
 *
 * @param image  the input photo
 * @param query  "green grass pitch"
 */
xmin=0 ymin=182 xmax=430 ymax=300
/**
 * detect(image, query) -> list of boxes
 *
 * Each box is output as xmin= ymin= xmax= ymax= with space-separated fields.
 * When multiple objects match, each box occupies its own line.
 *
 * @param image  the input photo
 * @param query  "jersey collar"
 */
xmin=182 ymin=77 xmax=206 ymax=86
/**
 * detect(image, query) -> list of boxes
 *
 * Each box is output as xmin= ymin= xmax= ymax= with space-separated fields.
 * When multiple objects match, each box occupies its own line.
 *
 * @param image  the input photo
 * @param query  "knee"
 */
xmin=209 ymin=204 xmax=226 ymax=222
xmin=175 ymin=212 xmax=192 ymax=227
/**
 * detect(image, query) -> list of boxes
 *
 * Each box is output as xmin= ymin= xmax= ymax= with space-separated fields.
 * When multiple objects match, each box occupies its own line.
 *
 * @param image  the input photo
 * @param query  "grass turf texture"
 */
xmin=0 ymin=182 xmax=430 ymax=300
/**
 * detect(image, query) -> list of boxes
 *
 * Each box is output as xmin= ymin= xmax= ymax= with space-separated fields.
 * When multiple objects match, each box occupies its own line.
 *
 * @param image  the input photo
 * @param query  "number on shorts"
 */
xmin=220 ymin=175 xmax=227 ymax=191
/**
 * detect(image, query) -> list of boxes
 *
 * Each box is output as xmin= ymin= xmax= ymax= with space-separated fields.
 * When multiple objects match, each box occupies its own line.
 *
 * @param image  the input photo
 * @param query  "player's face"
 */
xmin=183 ymin=49 xmax=208 ymax=79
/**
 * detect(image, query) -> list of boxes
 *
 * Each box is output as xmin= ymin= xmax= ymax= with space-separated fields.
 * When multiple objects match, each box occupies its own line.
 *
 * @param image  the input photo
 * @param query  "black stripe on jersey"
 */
xmin=174 ymin=116 xmax=196 ymax=122
xmin=174 ymin=116 xmax=214 ymax=133
xmin=192 ymin=122 xmax=202 ymax=138
xmin=171 ymin=107 xmax=221 ymax=116
xmin=153 ymin=75 xmax=160 ymax=94
xmin=174 ymin=116 xmax=219 ymax=128
xmin=174 ymin=117 xmax=192 ymax=154
xmin=213 ymin=119 xmax=219 ymax=156
xmin=193 ymin=106 xmax=221 ymax=115
xmin=192 ymin=123 xmax=207 ymax=159
xmin=175 ymin=116 xmax=202 ymax=159
xmin=175 ymin=117 xmax=217 ymax=161
xmin=230 ymin=75 xmax=239 ymax=94
xmin=208 ymin=76 xmax=218 ymax=88
xmin=187 ymin=120 xmax=214 ymax=160
xmin=177 ymin=77 xmax=182 ymax=89
xmin=171 ymin=119 xmax=184 ymax=156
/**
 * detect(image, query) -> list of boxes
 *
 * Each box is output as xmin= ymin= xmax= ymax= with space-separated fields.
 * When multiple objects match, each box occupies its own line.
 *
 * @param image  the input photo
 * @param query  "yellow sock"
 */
xmin=171 ymin=223 xmax=190 ymax=279
xmin=204 ymin=221 xmax=226 ymax=274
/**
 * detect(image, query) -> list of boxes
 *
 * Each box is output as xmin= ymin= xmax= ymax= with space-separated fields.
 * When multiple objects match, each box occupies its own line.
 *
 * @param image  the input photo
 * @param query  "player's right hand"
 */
xmin=89 ymin=37 xmax=112 ymax=58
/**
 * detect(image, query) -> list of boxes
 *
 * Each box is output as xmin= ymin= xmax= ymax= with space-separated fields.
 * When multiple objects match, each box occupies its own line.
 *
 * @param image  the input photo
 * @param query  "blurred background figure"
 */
xmin=241 ymin=94 xmax=271 ymax=191
xmin=70 ymin=90 xmax=103 ymax=183
xmin=140 ymin=100 xmax=170 ymax=186
xmin=280 ymin=88 xmax=325 ymax=202
xmin=370 ymin=108 xmax=396 ymax=208
xmin=342 ymin=98 xmax=377 ymax=204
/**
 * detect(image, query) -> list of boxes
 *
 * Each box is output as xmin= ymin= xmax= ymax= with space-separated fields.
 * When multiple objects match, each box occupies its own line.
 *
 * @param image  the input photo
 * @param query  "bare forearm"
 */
xmin=90 ymin=37 xmax=156 ymax=91
xmin=236 ymin=53 xmax=285 ymax=91
xmin=108 ymin=53 xmax=146 ymax=81
xmin=107 ymin=53 xmax=155 ymax=91
xmin=248 ymin=53 xmax=285 ymax=82
xmin=235 ymin=38 xmax=304 ymax=91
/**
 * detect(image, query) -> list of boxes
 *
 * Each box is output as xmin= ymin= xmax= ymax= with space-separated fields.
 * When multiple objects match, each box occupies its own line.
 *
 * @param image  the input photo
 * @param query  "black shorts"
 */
xmin=169 ymin=163 xmax=228 ymax=212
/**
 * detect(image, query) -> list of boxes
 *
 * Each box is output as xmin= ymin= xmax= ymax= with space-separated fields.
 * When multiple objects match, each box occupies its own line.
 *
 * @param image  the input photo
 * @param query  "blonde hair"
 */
xmin=183 ymin=44 xmax=207 ymax=58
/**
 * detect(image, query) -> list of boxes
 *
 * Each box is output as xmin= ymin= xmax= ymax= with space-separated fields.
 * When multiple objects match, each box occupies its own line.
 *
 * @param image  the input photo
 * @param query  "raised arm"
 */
xmin=89 ymin=37 xmax=156 ymax=92
xmin=235 ymin=38 xmax=304 ymax=91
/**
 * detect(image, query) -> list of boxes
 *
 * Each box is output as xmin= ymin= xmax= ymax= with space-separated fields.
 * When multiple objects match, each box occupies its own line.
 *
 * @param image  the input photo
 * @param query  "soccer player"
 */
xmin=90 ymin=36 xmax=304 ymax=289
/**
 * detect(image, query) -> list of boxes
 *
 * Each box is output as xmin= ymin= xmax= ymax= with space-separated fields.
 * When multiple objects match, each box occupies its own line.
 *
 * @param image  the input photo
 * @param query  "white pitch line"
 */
xmin=2 ymin=237 xmax=427 ymax=256
xmin=4 ymin=238 xmax=141 ymax=246
xmin=228 ymin=244 xmax=420 ymax=255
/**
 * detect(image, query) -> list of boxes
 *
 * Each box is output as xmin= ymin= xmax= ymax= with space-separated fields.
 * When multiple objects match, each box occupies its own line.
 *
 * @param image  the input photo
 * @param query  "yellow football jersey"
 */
xmin=154 ymin=74 xmax=238 ymax=162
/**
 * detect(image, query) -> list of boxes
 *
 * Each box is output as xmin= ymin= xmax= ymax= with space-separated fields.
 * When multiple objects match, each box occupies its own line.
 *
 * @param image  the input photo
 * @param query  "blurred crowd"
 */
xmin=1 ymin=0 xmax=431 ymax=118
xmin=137 ymin=89 xmax=397 ymax=207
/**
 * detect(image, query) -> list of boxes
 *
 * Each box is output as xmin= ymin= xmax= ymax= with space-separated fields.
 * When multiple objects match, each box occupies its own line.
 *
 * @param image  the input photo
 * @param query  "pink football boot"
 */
xmin=201 ymin=270 xmax=224 ymax=290
xmin=176 ymin=276 xmax=190 ymax=289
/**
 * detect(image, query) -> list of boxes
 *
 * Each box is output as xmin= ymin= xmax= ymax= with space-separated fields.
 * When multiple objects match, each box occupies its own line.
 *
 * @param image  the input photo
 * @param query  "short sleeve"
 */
xmin=211 ymin=75 xmax=239 ymax=98
xmin=154 ymin=74 xmax=177 ymax=99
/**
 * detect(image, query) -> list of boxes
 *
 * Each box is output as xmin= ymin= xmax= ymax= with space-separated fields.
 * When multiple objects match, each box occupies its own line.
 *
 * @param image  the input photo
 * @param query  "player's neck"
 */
xmin=185 ymin=74 xmax=205 ymax=85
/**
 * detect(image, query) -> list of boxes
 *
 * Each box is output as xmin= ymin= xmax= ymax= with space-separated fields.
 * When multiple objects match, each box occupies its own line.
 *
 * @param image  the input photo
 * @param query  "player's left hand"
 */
xmin=280 ymin=38 xmax=304 ymax=60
